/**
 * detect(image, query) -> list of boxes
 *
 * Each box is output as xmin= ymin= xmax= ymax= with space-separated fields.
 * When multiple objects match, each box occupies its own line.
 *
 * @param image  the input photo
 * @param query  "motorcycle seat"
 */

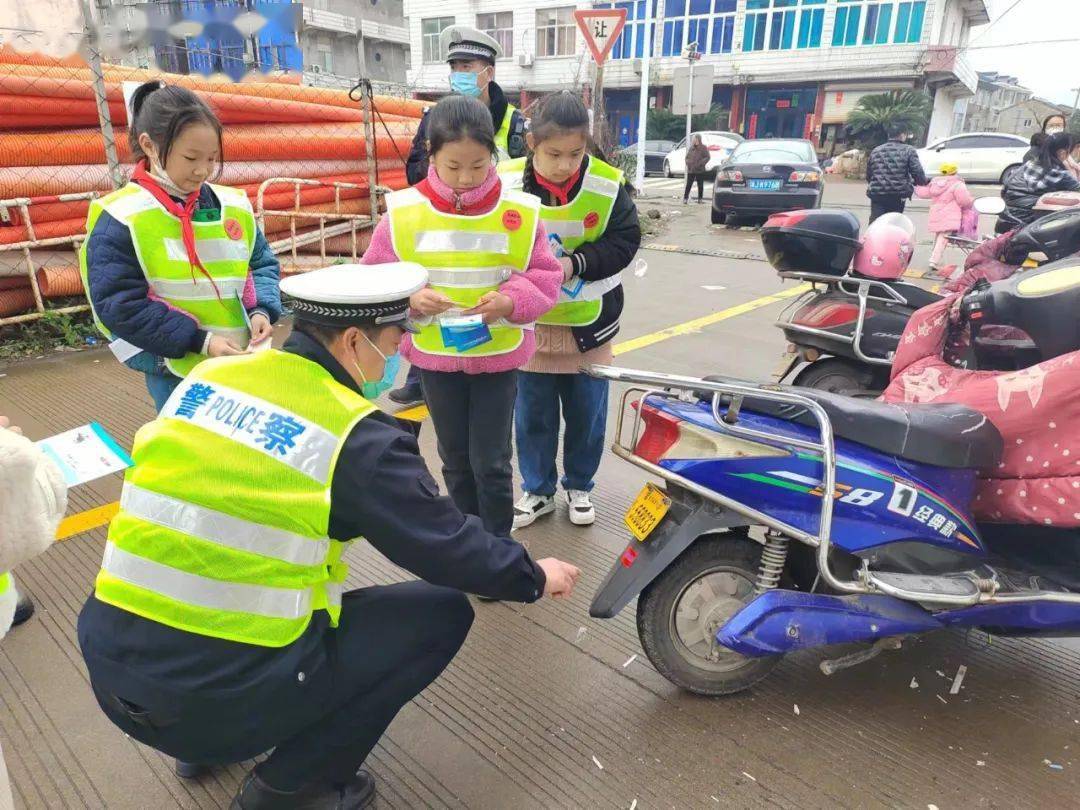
xmin=701 ymin=375 xmax=1003 ymax=470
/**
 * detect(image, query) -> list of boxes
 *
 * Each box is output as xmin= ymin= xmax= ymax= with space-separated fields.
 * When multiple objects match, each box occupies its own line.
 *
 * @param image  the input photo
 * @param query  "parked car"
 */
xmin=916 ymin=132 xmax=1030 ymax=183
xmin=663 ymin=131 xmax=744 ymax=177
xmin=620 ymin=140 xmax=678 ymax=176
xmin=712 ymin=139 xmax=823 ymax=225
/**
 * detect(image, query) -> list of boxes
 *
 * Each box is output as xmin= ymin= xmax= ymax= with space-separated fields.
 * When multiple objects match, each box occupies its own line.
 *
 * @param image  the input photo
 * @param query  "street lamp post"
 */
xmin=683 ymin=42 xmax=701 ymax=143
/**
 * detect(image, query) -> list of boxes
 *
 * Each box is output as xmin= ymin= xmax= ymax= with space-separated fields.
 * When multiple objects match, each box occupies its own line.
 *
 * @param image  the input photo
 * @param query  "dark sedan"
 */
xmin=621 ymin=140 xmax=678 ymax=176
xmin=711 ymin=139 xmax=823 ymax=225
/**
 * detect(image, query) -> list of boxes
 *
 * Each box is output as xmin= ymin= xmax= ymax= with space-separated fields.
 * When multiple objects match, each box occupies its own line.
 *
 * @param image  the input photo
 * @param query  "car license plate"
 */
xmin=749 ymin=179 xmax=782 ymax=191
xmin=625 ymin=483 xmax=672 ymax=541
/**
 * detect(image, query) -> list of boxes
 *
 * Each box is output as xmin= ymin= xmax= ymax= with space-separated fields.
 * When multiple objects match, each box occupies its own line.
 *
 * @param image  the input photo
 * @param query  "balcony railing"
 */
xmin=302 ymin=5 xmax=356 ymax=36
xmin=360 ymin=20 xmax=409 ymax=46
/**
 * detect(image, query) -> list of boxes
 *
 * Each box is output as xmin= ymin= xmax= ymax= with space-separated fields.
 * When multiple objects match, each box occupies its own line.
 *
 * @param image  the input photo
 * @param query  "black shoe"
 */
xmin=12 ymin=593 xmax=34 ymax=627
xmin=174 ymin=759 xmax=206 ymax=779
xmin=388 ymin=382 xmax=424 ymax=407
xmin=230 ymin=770 xmax=376 ymax=810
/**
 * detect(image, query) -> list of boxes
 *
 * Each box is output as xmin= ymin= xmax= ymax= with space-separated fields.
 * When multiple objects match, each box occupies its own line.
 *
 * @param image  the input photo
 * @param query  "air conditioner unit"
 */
xmin=309 ymin=64 xmax=322 ymax=73
xmin=516 ymin=52 xmax=534 ymax=68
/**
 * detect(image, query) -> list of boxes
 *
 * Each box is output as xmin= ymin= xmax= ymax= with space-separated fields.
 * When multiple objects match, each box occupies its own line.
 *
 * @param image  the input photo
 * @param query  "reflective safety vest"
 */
xmin=494 ymin=104 xmax=517 ymax=162
xmin=79 ymin=182 xmax=256 ymax=377
xmin=0 ymin=572 xmax=9 ymax=597
xmin=499 ymin=156 xmax=624 ymax=326
xmin=386 ymin=185 xmax=540 ymax=357
xmin=93 ymin=350 xmax=376 ymax=648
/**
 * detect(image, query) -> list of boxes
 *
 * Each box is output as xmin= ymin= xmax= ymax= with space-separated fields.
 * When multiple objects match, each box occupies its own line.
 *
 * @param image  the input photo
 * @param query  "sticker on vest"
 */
xmin=561 ymin=278 xmax=585 ymax=299
xmin=36 ymin=423 xmax=133 ymax=487
xmin=224 ymin=218 xmax=244 ymax=241
xmin=502 ymin=210 xmax=522 ymax=231
xmin=163 ymin=379 xmax=339 ymax=483
xmin=583 ymin=211 xmax=600 ymax=229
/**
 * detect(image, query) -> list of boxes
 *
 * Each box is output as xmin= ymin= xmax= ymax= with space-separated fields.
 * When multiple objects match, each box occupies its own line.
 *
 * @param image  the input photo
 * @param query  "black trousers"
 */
xmin=89 ymin=583 xmax=473 ymax=791
xmin=420 ymin=369 xmax=517 ymax=536
xmin=869 ymin=195 xmax=906 ymax=223
xmin=684 ymin=172 xmax=705 ymax=201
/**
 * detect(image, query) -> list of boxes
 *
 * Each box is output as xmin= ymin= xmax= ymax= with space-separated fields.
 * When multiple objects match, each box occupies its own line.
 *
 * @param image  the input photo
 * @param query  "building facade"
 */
xmin=996 ymin=98 xmax=1074 ymax=139
xmin=404 ymin=0 xmax=989 ymax=150
xmin=300 ymin=0 xmax=410 ymax=87
xmin=963 ymin=71 xmax=1032 ymax=133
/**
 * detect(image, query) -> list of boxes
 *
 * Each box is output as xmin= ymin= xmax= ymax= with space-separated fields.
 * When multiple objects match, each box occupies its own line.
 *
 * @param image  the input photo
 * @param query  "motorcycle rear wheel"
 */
xmin=637 ymin=534 xmax=779 ymax=696
xmin=792 ymin=357 xmax=878 ymax=396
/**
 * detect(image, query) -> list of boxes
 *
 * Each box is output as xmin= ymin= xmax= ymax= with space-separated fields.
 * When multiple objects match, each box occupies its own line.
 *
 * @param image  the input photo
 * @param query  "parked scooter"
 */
xmin=587 ymin=256 xmax=1080 ymax=696
xmin=771 ymin=197 xmax=1080 ymax=394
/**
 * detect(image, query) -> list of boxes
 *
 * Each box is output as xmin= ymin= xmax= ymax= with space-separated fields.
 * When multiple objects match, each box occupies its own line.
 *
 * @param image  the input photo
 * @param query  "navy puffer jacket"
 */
xmin=85 ymin=184 xmax=282 ymax=359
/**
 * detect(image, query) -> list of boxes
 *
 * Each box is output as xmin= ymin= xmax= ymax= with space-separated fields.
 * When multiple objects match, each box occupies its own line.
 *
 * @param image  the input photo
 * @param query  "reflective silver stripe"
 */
xmin=121 ymin=484 xmax=330 ymax=568
xmin=545 ymin=219 xmax=586 ymax=240
xmin=426 ymin=266 xmax=512 ymax=287
xmin=101 ymin=541 xmax=310 ymax=620
xmin=201 ymin=326 xmax=251 ymax=343
xmin=577 ymin=272 xmax=623 ymax=301
xmin=582 ymin=173 xmax=621 ymax=199
xmin=326 ymin=582 xmax=344 ymax=609
xmin=164 ymin=238 xmax=251 ymax=265
xmin=162 ymin=378 xmax=339 ymax=483
xmin=414 ymin=231 xmax=510 ymax=254
xmin=148 ymin=275 xmax=248 ymax=301
xmin=104 ymin=190 xmax=159 ymax=222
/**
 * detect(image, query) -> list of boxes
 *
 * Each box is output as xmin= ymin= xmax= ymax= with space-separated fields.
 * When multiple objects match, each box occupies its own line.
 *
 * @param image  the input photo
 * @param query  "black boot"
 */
xmin=12 ymin=592 xmax=34 ymax=627
xmin=174 ymin=759 xmax=206 ymax=779
xmin=230 ymin=770 xmax=375 ymax=810
xmin=388 ymin=381 xmax=424 ymax=407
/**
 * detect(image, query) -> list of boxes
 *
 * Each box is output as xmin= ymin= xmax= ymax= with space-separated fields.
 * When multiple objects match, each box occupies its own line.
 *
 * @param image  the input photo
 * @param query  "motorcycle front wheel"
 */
xmin=637 ymin=534 xmax=779 ymax=696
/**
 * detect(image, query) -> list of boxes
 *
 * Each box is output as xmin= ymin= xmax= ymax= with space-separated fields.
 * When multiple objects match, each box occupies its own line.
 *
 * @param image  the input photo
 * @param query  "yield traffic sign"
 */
xmin=573 ymin=9 xmax=628 ymax=65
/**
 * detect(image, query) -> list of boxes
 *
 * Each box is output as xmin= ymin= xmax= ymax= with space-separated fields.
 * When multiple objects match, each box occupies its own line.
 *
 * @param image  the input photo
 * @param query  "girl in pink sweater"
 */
xmin=914 ymin=162 xmax=974 ymax=271
xmin=362 ymin=96 xmax=561 ymax=536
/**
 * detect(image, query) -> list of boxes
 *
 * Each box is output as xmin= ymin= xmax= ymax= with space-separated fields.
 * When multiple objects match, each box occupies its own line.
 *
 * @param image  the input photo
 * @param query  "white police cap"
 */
xmin=441 ymin=25 xmax=502 ymax=63
xmin=281 ymin=263 xmax=428 ymax=332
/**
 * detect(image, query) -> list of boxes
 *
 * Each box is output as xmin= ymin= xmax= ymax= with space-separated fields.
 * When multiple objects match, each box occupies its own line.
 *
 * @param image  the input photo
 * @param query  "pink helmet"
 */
xmin=852 ymin=214 xmax=916 ymax=279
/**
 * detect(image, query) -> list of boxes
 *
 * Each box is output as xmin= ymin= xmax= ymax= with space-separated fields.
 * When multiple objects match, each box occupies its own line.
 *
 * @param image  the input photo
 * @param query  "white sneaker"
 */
xmin=513 ymin=493 xmax=555 ymax=529
xmin=565 ymin=490 xmax=595 ymax=526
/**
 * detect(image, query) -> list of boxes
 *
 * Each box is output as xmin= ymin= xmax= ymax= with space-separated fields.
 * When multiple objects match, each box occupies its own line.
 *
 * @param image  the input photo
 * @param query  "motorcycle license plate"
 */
xmin=625 ymin=483 xmax=672 ymax=541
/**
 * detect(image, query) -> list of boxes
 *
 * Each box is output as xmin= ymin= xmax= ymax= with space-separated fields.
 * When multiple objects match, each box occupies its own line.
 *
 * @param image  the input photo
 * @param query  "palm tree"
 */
xmin=847 ymin=90 xmax=932 ymax=149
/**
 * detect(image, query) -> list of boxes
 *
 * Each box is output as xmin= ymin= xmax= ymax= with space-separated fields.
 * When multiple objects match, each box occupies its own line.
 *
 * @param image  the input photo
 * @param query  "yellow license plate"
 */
xmin=625 ymin=483 xmax=672 ymax=541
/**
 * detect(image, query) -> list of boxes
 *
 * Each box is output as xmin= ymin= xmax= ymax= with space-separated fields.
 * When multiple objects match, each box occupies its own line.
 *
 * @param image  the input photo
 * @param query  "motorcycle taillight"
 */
xmin=794 ymin=300 xmax=873 ymax=328
xmin=634 ymin=402 xmax=682 ymax=464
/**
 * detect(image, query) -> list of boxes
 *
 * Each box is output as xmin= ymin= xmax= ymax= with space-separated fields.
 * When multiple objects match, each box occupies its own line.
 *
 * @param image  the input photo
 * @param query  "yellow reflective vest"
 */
xmin=79 ymin=182 xmax=255 ymax=377
xmin=93 ymin=350 xmax=376 ymax=647
xmin=385 ymin=185 xmax=541 ymax=357
xmin=499 ymin=156 xmax=624 ymax=326
xmin=494 ymin=104 xmax=518 ymax=162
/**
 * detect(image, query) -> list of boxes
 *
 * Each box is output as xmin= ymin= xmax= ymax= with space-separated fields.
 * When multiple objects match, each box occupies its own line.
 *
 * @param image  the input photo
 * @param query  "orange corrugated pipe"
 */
xmin=0 ymin=124 xmax=415 ymax=168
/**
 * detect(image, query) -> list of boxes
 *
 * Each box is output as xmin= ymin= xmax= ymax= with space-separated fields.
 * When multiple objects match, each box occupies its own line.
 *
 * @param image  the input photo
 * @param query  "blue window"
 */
xmin=832 ymin=2 xmax=862 ymax=46
xmin=893 ymin=1 xmax=926 ymax=43
xmin=662 ymin=19 xmax=685 ymax=56
xmin=746 ymin=0 xmax=823 ymax=52
xmin=710 ymin=15 xmax=734 ymax=53
xmin=602 ymin=1 xmax=655 ymax=60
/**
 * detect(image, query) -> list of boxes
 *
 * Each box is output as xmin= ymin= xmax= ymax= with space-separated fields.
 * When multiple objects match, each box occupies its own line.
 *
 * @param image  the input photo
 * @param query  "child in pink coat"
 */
xmin=914 ymin=162 xmax=975 ymax=270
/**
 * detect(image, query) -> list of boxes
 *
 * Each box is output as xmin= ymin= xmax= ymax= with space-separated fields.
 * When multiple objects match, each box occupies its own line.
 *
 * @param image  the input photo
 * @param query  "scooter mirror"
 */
xmin=974 ymin=196 xmax=1006 ymax=215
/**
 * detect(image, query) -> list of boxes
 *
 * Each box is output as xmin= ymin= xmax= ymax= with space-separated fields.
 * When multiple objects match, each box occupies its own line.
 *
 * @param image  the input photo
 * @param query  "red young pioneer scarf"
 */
xmin=533 ymin=164 xmax=583 ymax=206
xmin=130 ymin=160 xmax=220 ymax=297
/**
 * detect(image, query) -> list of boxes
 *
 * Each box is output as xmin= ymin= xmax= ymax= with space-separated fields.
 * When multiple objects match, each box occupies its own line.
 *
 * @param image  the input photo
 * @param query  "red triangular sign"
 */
xmin=574 ymin=9 xmax=628 ymax=65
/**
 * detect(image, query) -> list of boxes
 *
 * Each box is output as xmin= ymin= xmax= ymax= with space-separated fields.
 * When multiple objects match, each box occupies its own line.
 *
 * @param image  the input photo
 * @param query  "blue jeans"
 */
xmin=123 ymin=351 xmax=182 ymax=413
xmin=515 ymin=371 xmax=609 ymax=496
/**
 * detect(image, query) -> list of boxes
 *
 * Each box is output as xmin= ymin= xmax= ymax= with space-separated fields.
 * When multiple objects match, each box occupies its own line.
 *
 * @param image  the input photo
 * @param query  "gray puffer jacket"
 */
xmin=866 ymin=139 xmax=928 ymax=198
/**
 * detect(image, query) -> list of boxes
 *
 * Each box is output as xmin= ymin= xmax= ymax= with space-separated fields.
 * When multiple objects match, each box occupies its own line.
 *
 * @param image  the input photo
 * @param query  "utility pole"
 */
xmin=80 ymin=0 xmax=124 ymax=190
xmin=591 ymin=61 xmax=606 ymax=153
xmin=633 ymin=0 xmax=655 ymax=191
xmin=357 ymin=27 xmax=379 ymax=224
xmin=1072 ymin=86 xmax=1080 ymax=125
xmin=683 ymin=41 xmax=700 ymax=143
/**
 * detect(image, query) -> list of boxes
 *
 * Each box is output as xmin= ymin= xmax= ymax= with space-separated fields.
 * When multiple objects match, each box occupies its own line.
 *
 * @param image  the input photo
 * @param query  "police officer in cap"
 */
xmin=405 ymin=24 xmax=527 ymax=183
xmin=77 ymin=263 xmax=581 ymax=810
xmin=395 ymin=25 xmax=529 ymax=407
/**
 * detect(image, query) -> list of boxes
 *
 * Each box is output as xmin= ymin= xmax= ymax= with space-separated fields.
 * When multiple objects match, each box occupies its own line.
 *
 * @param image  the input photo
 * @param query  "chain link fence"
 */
xmin=0 ymin=3 xmax=426 ymax=329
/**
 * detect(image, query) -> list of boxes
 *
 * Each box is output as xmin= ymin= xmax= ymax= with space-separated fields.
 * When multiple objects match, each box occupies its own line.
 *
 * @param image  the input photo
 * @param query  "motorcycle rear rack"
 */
xmin=588 ymin=365 xmax=1080 ymax=609
xmin=777 ymin=274 xmax=899 ymax=366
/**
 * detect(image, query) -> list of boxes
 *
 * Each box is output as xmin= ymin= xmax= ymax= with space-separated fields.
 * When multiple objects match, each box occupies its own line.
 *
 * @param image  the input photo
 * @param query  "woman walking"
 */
xmin=683 ymin=134 xmax=710 ymax=204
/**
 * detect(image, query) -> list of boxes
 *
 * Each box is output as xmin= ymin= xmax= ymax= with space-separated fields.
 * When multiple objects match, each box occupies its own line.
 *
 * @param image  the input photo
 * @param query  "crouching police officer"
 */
xmin=77 ymin=263 xmax=580 ymax=810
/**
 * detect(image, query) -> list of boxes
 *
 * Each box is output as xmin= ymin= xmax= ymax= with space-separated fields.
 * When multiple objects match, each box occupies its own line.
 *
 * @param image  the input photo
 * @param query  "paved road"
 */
xmin=1 ymin=188 xmax=1078 ymax=809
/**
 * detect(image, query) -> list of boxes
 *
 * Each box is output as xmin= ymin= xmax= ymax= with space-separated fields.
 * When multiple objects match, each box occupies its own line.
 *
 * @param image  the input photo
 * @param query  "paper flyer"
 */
xmin=36 ymin=423 xmax=133 ymax=487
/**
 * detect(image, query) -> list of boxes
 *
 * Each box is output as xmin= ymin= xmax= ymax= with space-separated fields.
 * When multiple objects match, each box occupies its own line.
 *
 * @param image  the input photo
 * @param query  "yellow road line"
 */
xmin=56 ymin=502 xmax=119 ymax=541
xmin=54 ymin=285 xmax=808 ymax=540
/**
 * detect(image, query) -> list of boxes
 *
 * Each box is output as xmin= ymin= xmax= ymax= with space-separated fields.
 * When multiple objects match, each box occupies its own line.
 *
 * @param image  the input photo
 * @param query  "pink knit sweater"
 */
xmin=361 ymin=166 xmax=562 ymax=374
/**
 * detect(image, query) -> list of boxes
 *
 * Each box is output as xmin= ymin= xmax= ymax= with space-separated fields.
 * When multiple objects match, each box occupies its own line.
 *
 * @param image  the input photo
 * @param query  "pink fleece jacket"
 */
xmin=914 ymin=174 xmax=974 ymax=234
xmin=362 ymin=166 xmax=562 ymax=374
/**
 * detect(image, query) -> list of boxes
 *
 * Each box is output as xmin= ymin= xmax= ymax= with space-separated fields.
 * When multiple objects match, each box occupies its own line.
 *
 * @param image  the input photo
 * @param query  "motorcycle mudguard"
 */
xmin=716 ymin=590 xmax=942 ymax=657
xmin=588 ymin=503 xmax=747 ymax=619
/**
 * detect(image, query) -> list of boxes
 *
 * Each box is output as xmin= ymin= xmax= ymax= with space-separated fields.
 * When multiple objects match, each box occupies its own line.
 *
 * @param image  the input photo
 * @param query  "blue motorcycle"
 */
xmin=587 ymin=263 xmax=1080 ymax=696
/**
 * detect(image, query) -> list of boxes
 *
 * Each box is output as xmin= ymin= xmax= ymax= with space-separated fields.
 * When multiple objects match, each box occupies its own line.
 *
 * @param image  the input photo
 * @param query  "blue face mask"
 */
xmin=356 ymin=335 xmax=401 ymax=399
xmin=450 ymin=70 xmax=483 ymax=98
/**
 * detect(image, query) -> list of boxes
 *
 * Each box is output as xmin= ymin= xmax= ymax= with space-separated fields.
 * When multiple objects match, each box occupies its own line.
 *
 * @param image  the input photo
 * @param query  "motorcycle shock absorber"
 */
xmin=755 ymin=531 xmax=789 ymax=594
